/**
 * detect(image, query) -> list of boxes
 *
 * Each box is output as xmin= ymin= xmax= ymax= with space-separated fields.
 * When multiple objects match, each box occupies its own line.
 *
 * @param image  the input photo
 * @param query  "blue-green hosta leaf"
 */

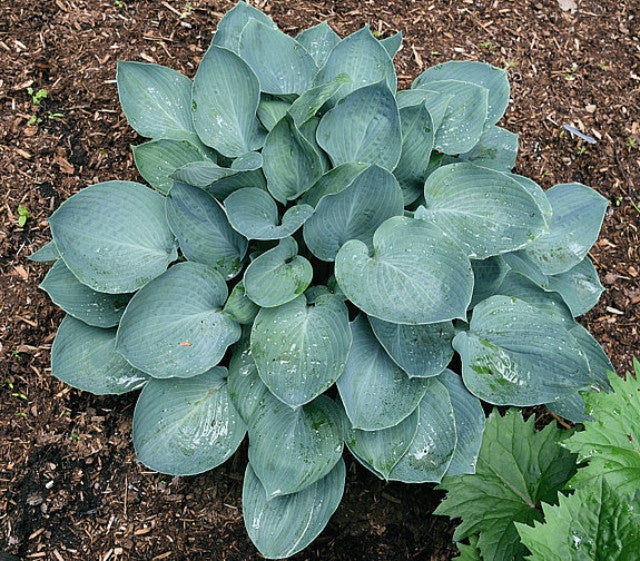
xmin=225 ymin=187 xmax=313 ymax=240
xmin=262 ymin=115 xmax=324 ymax=203
xmin=51 ymin=315 xmax=148 ymax=395
xmin=239 ymin=20 xmax=317 ymax=95
xmin=212 ymin=0 xmax=277 ymax=53
xmin=380 ymin=31 xmax=402 ymax=59
xmin=422 ymin=162 xmax=547 ymax=259
xmin=227 ymin=331 xmax=269 ymax=424
xmin=172 ymin=160 xmax=266 ymax=200
xmin=192 ymin=45 xmax=266 ymax=157
xmin=337 ymin=316 xmax=430 ymax=430
xmin=298 ymin=116 xmax=330 ymax=171
xmin=300 ymin=163 xmax=368 ymax=207
xmin=470 ymin=255 xmax=510 ymax=308
xmin=116 ymin=262 xmax=241 ymax=379
xmin=251 ymin=295 xmax=351 ymax=406
xmin=165 ymin=182 xmax=247 ymax=279
xmin=295 ymin=21 xmax=341 ymax=68
xmin=435 ymin=409 xmax=579 ymax=561
xmin=523 ymin=183 xmax=608 ymax=275
xmin=49 ymin=181 xmax=177 ymax=294
xmin=287 ymin=75 xmax=350 ymax=127
xmin=396 ymin=89 xmax=451 ymax=131
xmin=132 ymin=138 xmax=212 ymax=195
xmin=223 ymin=282 xmax=259 ymax=325
xmin=316 ymin=82 xmax=402 ymax=170
xmin=40 ymin=260 xmax=131 ymax=328
xmin=394 ymin=103 xmax=435 ymax=205
xmin=414 ymin=80 xmax=489 ymax=155
xmin=243 ymin=459 xmax=345 ymax=560
xmin=516 ymin=478 xmax=640 ymax=561
xmin=508 ymin=174 xmax=553 ymax=226
xmin=231 ymin=150 xmax=263 ymax=171
xmin=453 ymin=295 xmax=592 ymax=406
xmin=368 ymin=316 xmax=454 ymax=378
xmin=257 ymin=96 xmax=292 ymax=131
xmin=564 ymin=369 xmax=640 ymax=497
xmin=388 ymin=379 xmax=457 ymax=483
xmin=116 ymin=61 xmax=194 ymax=139
xmin=546 ymin=258 xmax=604 ymax=317
xmin=303 ymin=164 xmax=404 ymax=261
xmin=347 ymin=407 xmax=419 ymax=480
xmin=313 ymin=26 xmax=396 ymax=105
xmin=438 ymin=369 xmax=485 ymax=476
xmin=455 ymin=125 xmax=518 ymax=171
xmin=132 ymin=367 xmax=246 ymax=476
xmin=28 ymin=240 xmax=59 ymax=262
xmin=335 ymin=216 xmax=473 ymax=325
xmin=413 ymin=61 xmax=510 ymax=125
xmin=248 ymin=393 xmax=345 ymax=498
xmin=243 ymin=237 xmax=312 ymax=308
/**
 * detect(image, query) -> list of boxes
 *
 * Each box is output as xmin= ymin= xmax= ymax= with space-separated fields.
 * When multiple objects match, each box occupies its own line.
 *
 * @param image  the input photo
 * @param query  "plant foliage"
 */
xmin=33 ymin=2 xmax=612 ymax=558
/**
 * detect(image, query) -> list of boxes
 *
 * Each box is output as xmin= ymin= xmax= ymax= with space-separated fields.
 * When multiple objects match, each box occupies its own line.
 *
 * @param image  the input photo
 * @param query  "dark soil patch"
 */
xmin=1 ymin=1 xmax=638 ymax=559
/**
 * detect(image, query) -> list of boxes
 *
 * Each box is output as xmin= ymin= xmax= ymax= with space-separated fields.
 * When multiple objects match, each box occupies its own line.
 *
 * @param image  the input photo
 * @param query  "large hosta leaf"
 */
xmin=239 ymin=20 xmax=317 ymax=95
xmin=288 ymin=76 xmax=350 ymax=127
xmin=51 ymin=315 xmax=148 ymax=395
xmin=456 ymin=125 xmax=518 ymax=171
xmin=262 ymin=115 xmax=324 ymax=202
xmin=247 ymin=393 xmax=345 ymax=498
xmin=303 ymin=164 xmax=404 ymax=261
xmin=438 ymin=369 xmax=485 ymax=476
xmin=192 ymin=45 xmax=265 ymax=157
xmin=40 ymin=260 xmax=130 ymax=328
xmin=517 ymin=478 xmax=640 ymax=561
xmin=453 ymin=295 xmax=592 ymax=406
xmin=300 ymin=163 xmax=368 ymax=207
xmin=212 ymin=0 xmax=277 ymax=53
xmin=117 ymin=262 xmax=241 ymax=379
xmin=337 ymin=316 xmax=430 ymax=430
xmin=172 ymin=160 xmax=266 ymax=200
xmin=49 ymin=181 xmax=177 ymax=294
xmin=251 ymin=294 xmax=351 ymax=406
xmin=316 ymin=82 xmax=402 ymax=170
xmin=313 ymin=26 xmax=396 ymax=104
xmin=335 ymin=216 xmax=473 ymax=325
xmin=223 ymin=282 xmax=259 ymax=325
xmin=413 ymin=80 xmax=489 ymax=155
xmin=243 ymin=459 xmax=345 ymax=560
xmin=435 ymin=409 xmax=579 ymax=561
xmin=546 ymin=258 xmax=604 ymax=317
xmin=295 ymin=21 xmax=340 ymax=68
xmin=132 ymin=367 xmax=246 ymax=476
xmin=413 ymin=61 xmax=509 ymax=124
xmin=116 ymin=62 xmax=194 ymax=138
xmin=388 ymin=378 xmax=457 ymax=483
xmin=243 ymin=237 xmax=312 ymax=308
xmin=225 ymin=187 xmax=313 ymax=240
xmin=347 ymin=408 xmax=419 ymax=480
xmin=523 ymin=183 xmax=608 ymax=275
xmin=368 ymin=316 xmax=454 ymax=378
xmin=421 ymin=162 xmax=547 ymax=259
xmin=165 ymin=182 xmax=247 ymax=279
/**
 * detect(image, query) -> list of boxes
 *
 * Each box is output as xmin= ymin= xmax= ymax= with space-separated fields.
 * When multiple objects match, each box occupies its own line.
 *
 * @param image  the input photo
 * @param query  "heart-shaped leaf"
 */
xmin=212 ymin=0 xmax=277 ymax=53
xmin=165 ymin=182 xmax=248 ymax=279
xmin=295 ymin=21 xmax=341 ymax=68
xmin=192 ymin=45 xmax=266 ymax=157
xmin=49 ymin=181 xmax=178 ymax=294
xmin=337 ymin=316 xmax=430 ymax=430
xmin=303 ymin=164 xmax=404 ymax=261
xmin=243 ymin=459 xmax=345 ymax=560
xmin=248 ymin=393 xmax=345 ymax=498
xmin=335 ymin=216 xmax=473 ymax=324
xmin=316 ymin=82 xmax=402 ymax=170
xmin=243 ymin=237 xmax=313 ymax=308
xmin=51 ymin=315 xmax=148 ymax=395
xmin=117 ymin=262 xmax=241 ymax=379
xmin=133 ymin=367 xmax=246 ymax=476
xmin=455 ymin=125 xmax=518 ymax=171
xmin=251 ymin=294 xmax=351 ymax=406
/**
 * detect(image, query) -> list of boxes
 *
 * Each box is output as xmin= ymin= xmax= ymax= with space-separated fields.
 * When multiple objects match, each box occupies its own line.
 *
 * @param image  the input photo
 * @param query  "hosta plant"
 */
xmin=32 ymin=2 xmax=612 ymax=558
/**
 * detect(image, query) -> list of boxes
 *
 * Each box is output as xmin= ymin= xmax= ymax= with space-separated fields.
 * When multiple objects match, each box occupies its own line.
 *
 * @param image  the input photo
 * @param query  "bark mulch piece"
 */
xmin=1 ymin=1 xmax=638 ymax=559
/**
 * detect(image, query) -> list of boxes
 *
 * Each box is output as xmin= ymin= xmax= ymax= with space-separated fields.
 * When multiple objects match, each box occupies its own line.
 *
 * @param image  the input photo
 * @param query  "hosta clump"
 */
xmin=32 ymin=2 xmax=613 ymax=558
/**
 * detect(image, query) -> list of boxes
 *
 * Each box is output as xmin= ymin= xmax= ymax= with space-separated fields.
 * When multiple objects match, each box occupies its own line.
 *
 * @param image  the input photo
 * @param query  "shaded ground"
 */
xmin=1 ymin=0 xmax=638 ymax=559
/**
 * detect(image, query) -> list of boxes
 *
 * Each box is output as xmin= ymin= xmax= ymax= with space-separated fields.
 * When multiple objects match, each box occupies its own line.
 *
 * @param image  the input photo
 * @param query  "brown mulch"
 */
xmin=1 ymin=0 xmax=638 ymax=559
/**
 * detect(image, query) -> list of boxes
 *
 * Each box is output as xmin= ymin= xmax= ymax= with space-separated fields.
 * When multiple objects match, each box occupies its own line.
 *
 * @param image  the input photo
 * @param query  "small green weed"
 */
xmin=17 ymin=205 xmax=30 ymax=227
xmin=27 ymin=87 xmax=48 ymax=105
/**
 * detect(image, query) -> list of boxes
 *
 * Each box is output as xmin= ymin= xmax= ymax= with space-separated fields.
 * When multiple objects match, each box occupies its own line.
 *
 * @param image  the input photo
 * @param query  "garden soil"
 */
xmin=0 ymin=1 xmax=638 ymax=559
